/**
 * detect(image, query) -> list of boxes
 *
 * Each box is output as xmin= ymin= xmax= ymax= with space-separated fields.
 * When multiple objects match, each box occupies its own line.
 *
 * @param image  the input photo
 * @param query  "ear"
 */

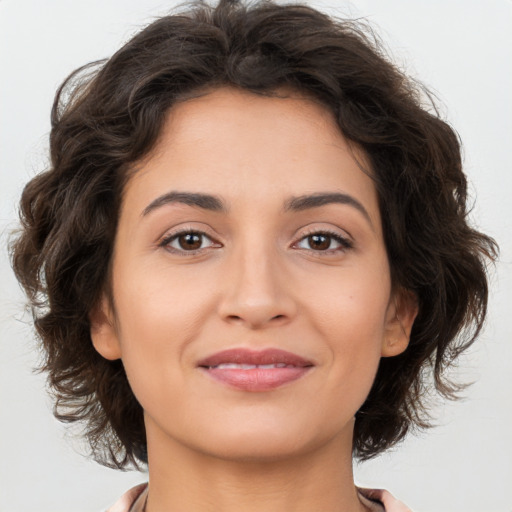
xmin=89 ymin=295 xmax=122 ymax=361
xmin=381 ymin=288 xmax=418 ymax=358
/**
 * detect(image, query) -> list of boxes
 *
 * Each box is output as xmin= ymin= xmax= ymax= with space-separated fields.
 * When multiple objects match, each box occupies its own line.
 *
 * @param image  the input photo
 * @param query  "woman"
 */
xmin=10 ymin=1 xmax=497 ymax=510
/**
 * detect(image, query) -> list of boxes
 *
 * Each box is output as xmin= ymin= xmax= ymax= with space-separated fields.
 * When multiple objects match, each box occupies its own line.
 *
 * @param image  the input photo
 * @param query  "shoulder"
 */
xmin=358 ymin=488 xmax=413 ymax=512
xmin=106 ymin=483 xmax=148 ymax=512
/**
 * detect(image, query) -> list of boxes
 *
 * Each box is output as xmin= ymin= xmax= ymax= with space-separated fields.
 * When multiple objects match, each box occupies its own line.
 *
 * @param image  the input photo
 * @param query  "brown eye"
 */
xmin=177 ymin=233 xmax=203 ymax=250
xmin=162 ymin=230 xmax=218 ymax=253
xmin=294 ymin=231 xmax=352 ymax=253
xmin=307 ymin=234 xmax=331 ymax=250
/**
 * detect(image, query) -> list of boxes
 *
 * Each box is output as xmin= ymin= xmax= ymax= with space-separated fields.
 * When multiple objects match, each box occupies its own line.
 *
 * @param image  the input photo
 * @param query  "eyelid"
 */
xmin=158 ymin=226 xmax=222 ymax=254
xmin=156 ymin=224 xmax=353 ymax=256
xmin=291 ymin=226 xmax=354 ymax=253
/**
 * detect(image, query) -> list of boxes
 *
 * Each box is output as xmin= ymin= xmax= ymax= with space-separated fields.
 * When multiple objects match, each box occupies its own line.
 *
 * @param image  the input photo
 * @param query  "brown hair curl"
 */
xmin=10 ymin=0 xmax=497 ymax=468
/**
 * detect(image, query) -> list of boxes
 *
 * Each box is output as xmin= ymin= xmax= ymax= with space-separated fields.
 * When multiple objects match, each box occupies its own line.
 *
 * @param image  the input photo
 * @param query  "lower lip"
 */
xmin=200 ymin=367 xmax=312 ymax=391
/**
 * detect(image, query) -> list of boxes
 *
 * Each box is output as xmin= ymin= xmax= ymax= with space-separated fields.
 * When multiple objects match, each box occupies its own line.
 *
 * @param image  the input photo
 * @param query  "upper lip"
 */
xmin=197 ymin=348 xmax=314 ymax=368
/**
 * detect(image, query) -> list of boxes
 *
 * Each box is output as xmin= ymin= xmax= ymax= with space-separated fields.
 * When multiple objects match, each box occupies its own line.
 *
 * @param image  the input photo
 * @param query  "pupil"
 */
xmin=179 ymin=233 xmax=201 ymax=250
xmin=310 ymin=234 xmax=330 ymax=250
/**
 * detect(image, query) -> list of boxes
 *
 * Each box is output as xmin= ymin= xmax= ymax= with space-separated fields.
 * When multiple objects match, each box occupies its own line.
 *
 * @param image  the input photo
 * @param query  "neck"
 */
xmin=143 ymin=419 xmax=367 ymax=512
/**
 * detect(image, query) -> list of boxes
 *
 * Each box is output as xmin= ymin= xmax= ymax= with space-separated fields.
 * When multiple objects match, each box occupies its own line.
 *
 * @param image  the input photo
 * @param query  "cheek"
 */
xmin=114 ymin=257 xmax=217 ymax=341
xmin=306 ymin=260 xmax=391 ymax=389
xmin=109 ymin=263 xmax=217 ymax=397
xmin=309 ymin=258 xmax=391 ymax=339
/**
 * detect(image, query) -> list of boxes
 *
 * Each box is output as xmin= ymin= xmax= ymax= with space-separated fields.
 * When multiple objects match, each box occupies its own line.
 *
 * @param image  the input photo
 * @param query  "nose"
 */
xmin=217 ymin=243 xmax=298 ymax=330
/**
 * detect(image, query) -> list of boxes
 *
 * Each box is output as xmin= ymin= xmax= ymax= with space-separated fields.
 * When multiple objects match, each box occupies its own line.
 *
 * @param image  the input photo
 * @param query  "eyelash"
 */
xmin=158 ymin=228 xmax=353 ymax=256
xmin=158 ymin=228 xmax=219 ymax=255
xmin=294 ymin=228 xmax=354 ymax=254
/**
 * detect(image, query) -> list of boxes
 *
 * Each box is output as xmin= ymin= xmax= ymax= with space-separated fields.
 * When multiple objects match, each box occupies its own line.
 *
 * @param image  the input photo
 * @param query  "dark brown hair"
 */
xmin=10 ymin=0 xmax=497 ymax=468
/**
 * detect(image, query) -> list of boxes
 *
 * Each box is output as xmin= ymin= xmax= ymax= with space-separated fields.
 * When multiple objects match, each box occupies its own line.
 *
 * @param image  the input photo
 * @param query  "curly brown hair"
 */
xmin=10 ymin=0 xmax=497 ymax=469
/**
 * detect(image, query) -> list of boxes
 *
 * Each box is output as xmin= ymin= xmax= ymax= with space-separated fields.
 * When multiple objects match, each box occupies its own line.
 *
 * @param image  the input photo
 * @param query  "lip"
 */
xmin=197 ymin=348 xmax=314 ymax=392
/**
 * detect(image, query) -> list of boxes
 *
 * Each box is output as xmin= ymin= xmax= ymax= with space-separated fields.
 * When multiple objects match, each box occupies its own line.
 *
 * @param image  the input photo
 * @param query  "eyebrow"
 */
xmin=284 ymin=192 xmax=373 ymax=227
xmin=142 ymin=191 xmax=227 ymax=216
xmin=141 ymin=190 xmax=372 ymax=227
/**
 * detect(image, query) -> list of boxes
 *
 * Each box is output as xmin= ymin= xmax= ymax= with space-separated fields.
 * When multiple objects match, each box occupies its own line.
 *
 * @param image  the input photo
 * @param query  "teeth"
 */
xmin=211 ymin=363 xmax=293 ymax=370
xmin=214 ymin=363 xmax=257 ymax=369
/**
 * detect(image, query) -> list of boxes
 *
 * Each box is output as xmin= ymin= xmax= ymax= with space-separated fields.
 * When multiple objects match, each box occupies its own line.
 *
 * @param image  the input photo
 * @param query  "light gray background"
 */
xmin=1 ymin=1 xmax=511 ymax=511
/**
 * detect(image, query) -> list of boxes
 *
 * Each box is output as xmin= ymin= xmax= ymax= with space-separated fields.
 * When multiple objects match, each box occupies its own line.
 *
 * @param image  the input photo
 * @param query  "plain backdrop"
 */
xmin=1 ymin=1 xmax=511 ymax=511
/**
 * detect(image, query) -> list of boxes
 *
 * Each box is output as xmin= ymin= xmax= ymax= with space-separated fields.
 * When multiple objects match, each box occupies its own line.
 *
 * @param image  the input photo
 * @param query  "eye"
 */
xmin=294 ymin=231 xmax=353 ymax=252
xmin=160 ymin=230 xmax=220 ymax=254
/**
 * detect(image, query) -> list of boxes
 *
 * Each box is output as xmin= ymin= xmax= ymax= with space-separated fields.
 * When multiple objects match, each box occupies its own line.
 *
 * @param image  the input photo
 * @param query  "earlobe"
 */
xmin=381 ymin=289 xmax=418 ymax=358
xmin=89 ymin=296 xmax=122 ymax=361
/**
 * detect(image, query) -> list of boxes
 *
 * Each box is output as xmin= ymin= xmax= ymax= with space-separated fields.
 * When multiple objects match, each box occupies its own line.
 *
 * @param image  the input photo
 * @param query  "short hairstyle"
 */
xmin=10 ymin=0 xmax=497 ymax=468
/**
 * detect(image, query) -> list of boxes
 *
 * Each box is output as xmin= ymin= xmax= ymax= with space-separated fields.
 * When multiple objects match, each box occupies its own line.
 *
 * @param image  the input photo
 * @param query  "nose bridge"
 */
xmin=218 ymin=230 xmax=296 ymax=328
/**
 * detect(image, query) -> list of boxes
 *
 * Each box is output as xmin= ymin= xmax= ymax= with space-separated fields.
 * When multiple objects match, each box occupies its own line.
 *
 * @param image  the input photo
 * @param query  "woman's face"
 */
xmin=92 ymin=87 xmax=415 ymax=461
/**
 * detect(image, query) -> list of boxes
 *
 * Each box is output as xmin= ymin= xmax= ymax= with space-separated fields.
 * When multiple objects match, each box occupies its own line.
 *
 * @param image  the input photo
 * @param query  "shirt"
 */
xmin=106 ymin=483 xmax=412 ymax=511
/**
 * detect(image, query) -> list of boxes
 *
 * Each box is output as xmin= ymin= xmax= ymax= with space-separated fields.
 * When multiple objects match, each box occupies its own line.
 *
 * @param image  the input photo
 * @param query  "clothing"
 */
xmin=106 ymin=483 xmax=412 ymax=512
xmin=106 ymin=483 xmax=147 ymax=512
xmin=358 ymin=488 xmax=413 ymax=512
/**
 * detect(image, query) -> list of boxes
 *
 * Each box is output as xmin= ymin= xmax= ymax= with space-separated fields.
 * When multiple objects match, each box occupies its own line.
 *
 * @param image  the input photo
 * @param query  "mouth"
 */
xmin=197 ymin=348 xmax=314 ymax=392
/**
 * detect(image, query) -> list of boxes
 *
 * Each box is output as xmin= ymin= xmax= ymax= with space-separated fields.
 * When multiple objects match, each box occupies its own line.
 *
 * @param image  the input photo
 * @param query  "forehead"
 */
xmin=123 ymin=86 xmax=379 ymax=225
xmin=152 ymin=87 xmax=352 ymax=163
xmin=161 ymin=86 xmax=339 ymax=139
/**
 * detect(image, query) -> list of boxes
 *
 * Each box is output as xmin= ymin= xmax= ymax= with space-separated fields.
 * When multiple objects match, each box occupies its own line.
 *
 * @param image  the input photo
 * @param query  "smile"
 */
xmin=197 ymin=348 xmax=314 ymax=392
xmin=208 ymin=363 xmax=297 ymax=369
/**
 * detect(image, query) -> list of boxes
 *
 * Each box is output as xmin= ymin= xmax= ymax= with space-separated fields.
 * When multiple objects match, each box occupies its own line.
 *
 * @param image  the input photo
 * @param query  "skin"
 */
xmin=91 ymin=87 xmax=417 ymax=512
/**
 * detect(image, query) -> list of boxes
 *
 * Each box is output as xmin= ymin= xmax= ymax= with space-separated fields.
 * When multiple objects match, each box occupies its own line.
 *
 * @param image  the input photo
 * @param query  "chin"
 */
xmin=183 ymin=415 xmax=349 ymax=464
xmin=199 ymin=433 xmax=316 ymax=463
